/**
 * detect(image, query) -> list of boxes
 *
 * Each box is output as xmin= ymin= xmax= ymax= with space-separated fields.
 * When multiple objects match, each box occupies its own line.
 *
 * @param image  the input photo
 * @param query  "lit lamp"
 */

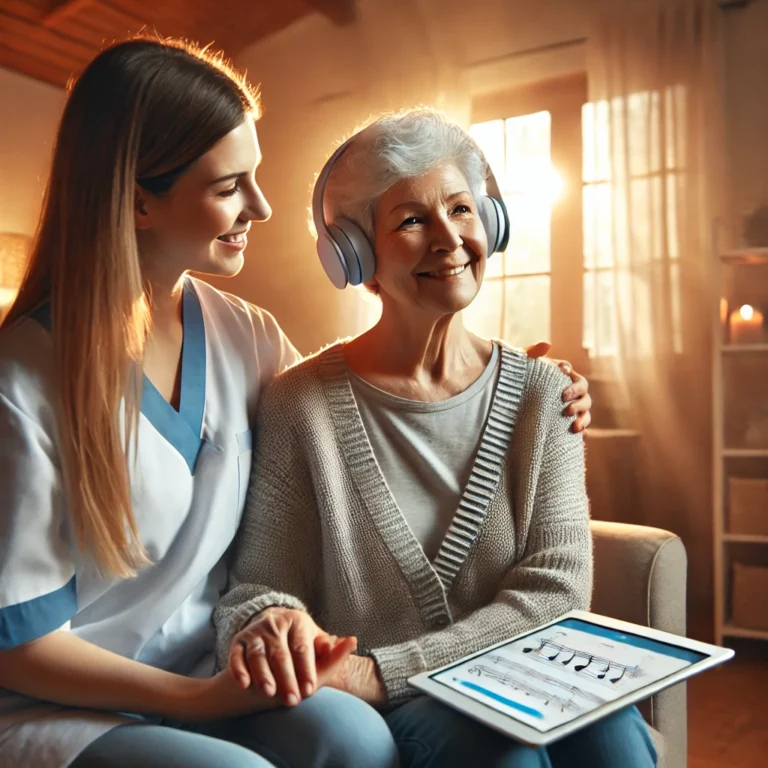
xmin=0 ymin=232 xmax=31 ymax=317
xmin=729 ymin=303 xmax=765 ymax=345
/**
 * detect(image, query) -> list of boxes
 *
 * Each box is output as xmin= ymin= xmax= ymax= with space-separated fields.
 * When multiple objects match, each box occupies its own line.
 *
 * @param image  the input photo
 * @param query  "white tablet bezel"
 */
xmin=408 ymin=609 xmax=734 ymax=747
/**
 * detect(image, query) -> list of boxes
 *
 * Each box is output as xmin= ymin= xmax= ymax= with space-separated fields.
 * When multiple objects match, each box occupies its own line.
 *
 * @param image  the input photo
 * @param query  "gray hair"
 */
xmin=322 ymin=108 xmax=488 ymax=241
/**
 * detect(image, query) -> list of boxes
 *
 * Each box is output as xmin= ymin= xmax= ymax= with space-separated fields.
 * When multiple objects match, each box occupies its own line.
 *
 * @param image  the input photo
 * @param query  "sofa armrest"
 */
xmin=589 ymin=520 xmax=688 ymax=768
xmin=590 ymin=520 xmax=686 ymax=636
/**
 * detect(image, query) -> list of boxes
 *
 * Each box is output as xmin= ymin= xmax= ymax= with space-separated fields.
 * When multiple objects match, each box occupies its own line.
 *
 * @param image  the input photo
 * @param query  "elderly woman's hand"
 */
xmin=322 ymin=653 xmax=387 ymax=707
xmin=525 ymin=342 xmax=592 ymax=433
xmin=229 ymin=606 xmax=357 ymax=707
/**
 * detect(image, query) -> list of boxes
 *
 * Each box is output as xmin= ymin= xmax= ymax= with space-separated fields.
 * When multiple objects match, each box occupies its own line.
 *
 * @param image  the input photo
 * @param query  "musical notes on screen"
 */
xmin=431 ymin=619 xmax=694 ymax=734
xmin=466 ymin=663 xmax=581 ymax=713
xmin=484 ymin=656 xmax=606 ymax=704
xmin=522 ymin=638 xmax=644 ymax=684
xmin=465 ymin=656 xmax=608 ymax=713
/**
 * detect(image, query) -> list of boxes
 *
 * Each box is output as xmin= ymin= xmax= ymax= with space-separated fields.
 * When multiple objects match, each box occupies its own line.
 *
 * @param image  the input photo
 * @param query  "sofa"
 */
xmin=590 ymin=520 xmax=688 ymax=768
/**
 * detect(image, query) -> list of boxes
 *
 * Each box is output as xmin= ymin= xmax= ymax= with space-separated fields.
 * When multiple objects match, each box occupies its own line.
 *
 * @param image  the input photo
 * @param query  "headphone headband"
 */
xmin=311 ymin=137 xmax=355 ymax=248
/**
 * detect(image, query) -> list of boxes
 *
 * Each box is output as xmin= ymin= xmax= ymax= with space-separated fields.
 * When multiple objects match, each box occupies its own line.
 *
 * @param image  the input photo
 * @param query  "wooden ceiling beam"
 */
xmin=0 ymin=1 xmax=44 ymax=23
xmin=41 ymin=0 xmax=91 ymax=28
xmin=0 ymin=28 xmax=82 ymax=74
xmin=0 ymin=0 xmax=318 ymax=87
xmin=1 ymin=10 xmax=94 ymax=63
xmin=303 ymin=0 xmax=356 ymax=26
xmin=0 ymin=37 xmax=73 ymax=87
xmin=42 ymin=0 xmax=144 ymax=31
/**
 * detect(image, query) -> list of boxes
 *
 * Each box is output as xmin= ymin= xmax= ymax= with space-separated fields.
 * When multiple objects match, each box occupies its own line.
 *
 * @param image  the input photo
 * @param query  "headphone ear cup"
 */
xmin=493 ymin=196 xmax=510 ymax=252
xmin=328 ymin=218 xmax=376 ymax=286
xmin=317 ymin=232 xmax=350 ymax=289
xmin=479 ymin=196 xmax=510 ymax=254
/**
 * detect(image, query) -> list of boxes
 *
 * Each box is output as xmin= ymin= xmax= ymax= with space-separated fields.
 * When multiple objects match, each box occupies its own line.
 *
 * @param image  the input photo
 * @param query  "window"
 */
xmin=582 ymin=87 xmax=685 ymax=358
xmin=465 ymin=74 xmax=684 ymax=367
xmin=465 ymin=74 xmax=587 ymax=369
xmin=466 ymin=111 xmax=559 ymax=348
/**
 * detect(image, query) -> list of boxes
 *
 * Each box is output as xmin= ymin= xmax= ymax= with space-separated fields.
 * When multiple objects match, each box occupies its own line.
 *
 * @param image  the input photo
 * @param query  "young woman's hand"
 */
xmin=525 ymin=342 xmax=592 ymax=432
xmin=228 ymin=607 xmax=357 ymax=706
xmin=177 ymin=667 xmax=276 ymax=722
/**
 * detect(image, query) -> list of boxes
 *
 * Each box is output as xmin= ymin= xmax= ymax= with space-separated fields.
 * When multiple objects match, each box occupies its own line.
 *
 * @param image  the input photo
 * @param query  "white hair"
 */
xmin=321 ymin=108 xmax=488 ymax=241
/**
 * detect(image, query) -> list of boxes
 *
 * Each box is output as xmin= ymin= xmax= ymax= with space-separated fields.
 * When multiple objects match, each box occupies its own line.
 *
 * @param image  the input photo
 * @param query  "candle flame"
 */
xmin=739 ymin=304 xmax=754 ymax=321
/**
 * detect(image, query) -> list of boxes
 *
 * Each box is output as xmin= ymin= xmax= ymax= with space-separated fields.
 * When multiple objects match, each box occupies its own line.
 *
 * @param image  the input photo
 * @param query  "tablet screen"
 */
xmin=430 ymin=618 xmax=707 ymax=733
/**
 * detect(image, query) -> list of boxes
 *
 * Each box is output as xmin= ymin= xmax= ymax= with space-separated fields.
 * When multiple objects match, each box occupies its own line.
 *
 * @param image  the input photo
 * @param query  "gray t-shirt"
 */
xmin=349 ymin=344 xmax=500 ymax=561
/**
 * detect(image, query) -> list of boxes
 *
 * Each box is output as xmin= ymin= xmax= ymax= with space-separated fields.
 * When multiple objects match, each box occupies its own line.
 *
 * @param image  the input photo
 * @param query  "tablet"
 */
xmin=408 ymin=610 xmax=734 ymax=747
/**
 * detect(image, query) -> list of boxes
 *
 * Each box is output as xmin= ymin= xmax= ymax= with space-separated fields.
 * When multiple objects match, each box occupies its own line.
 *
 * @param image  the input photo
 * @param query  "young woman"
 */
xmin=0 ymin=38 xmax=590 ymax=768
xmin=0 ymin=37 xmax=399 ymax=768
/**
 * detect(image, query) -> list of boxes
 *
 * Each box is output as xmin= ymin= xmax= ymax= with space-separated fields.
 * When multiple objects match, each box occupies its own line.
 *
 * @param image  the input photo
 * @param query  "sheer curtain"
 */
xmin=585 ymin=0 xmax=726 ymax=630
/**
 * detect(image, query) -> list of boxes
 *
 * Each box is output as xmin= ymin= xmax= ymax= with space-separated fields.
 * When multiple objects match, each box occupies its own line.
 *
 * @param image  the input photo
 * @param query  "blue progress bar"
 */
xmin=456 ymin=679 xmax=544 ymax=719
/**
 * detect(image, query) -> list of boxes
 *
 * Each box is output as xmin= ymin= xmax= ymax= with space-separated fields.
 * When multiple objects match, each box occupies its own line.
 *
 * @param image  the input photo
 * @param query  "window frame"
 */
xmin=472 ymin=72 xmax=588 ymax=370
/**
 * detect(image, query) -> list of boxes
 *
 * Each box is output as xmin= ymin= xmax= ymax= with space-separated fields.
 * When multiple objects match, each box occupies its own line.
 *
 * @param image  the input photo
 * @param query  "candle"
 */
xmin=729 ymin=304 xmax=764 ymax=345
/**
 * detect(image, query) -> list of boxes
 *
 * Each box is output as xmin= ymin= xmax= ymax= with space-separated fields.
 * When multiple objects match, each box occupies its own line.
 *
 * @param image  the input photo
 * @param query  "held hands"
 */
xmin=181 ymin=667 xmax=276 ymax=721
xmin=161 ymin=627 xmax=359 ymax=723
xmin=525 ymin=342 xmax=592 ymax=432
xmin=228 ymin=607 xmax=380 ymax=708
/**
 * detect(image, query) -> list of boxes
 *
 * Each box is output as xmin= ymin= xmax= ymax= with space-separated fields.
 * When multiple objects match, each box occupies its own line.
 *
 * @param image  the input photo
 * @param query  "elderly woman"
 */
xmin=215 ymin=110 xmax=657 ymax=767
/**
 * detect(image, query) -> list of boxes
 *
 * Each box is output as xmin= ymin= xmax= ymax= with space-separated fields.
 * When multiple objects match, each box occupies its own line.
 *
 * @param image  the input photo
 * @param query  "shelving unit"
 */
xmin=720 ymin=625 xmax=768 ymax=642
xmin=723 ymin=534 xmax=768 ymax=544
xmin=722 ymin=449 xmax=768 ymax=458
xmin=713 ymin=247 xmax=768 ymax=646
xmin=722 ymin=343 xmax=768 ymax=354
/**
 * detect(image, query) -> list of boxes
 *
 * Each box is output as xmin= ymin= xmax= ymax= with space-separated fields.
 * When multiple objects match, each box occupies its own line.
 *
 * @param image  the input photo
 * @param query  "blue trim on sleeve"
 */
xmin=558 ymin=619 xmax=707 ymax=664
xmin=0 ymin=576 xmax=77 ymax=649
xmin=141 ymin=279 xmax=207 ymax=474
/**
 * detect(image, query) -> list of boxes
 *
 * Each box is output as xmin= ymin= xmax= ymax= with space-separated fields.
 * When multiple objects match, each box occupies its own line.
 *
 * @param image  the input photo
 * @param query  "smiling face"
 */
xmin=136 ymin=120 xmax=271 ymax=283
xmin=372 ymin=163 xmax=488 ymax=316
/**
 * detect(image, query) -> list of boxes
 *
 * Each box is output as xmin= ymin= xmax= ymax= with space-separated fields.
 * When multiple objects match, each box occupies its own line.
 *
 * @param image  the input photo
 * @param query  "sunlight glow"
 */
xmin=519 ymin=165 xmax=564 ymax=204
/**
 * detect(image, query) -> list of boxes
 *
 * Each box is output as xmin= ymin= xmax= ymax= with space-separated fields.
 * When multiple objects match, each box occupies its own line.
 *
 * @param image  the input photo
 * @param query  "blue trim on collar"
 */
xmin=30 ymin=303 xmax=52 ymax=331
xmin=141 ymin=280 xmax=206 ymax=473
xmin=25 ymin=281 xmax=207 ymax=474
xmin=0 ymin=576 xmax=77 ymax=649
xmin=179 ymin=280 xmax=206 ymax=444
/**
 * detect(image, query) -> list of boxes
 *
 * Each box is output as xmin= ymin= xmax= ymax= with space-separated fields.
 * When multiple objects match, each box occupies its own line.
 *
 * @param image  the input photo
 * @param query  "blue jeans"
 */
xmin=385 ymin=697 xmax=658 ymax=768
xmin=71 ymin=687 xmax=399 ymax=768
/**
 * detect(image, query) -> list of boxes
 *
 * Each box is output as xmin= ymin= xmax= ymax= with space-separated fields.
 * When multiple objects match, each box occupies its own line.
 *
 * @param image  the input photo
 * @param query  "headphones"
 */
xmin=311 ymin=133 xmax=510 ymax=289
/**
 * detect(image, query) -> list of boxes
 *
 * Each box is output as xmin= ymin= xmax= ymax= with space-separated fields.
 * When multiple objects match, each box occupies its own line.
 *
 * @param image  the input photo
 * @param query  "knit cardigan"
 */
xmin=214 ymin=343 xmax=592 ymax=705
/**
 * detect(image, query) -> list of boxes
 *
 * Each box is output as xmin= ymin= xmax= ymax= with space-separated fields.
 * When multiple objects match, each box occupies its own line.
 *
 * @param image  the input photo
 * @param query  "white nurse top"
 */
xmin=0 ymin=276 xmax=299 ymax=768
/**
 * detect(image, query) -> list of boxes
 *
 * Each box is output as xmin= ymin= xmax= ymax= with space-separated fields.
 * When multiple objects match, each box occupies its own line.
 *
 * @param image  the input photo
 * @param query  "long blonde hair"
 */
xmin=1 ymin=37 xmax=260 ymax=577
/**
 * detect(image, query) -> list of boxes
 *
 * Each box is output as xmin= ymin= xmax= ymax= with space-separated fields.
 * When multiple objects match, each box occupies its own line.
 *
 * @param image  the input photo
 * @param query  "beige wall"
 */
xmin=0 ymin=67 xmax=65 ymax=236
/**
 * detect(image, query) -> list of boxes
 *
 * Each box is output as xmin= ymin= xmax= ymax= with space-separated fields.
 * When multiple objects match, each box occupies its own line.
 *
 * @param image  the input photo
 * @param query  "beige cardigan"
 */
xmin=215 ymin=343 xmax=592 ymax=704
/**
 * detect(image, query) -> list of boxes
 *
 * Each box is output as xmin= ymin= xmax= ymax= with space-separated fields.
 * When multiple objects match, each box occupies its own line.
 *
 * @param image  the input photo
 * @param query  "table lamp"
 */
xmin=0 ymin=232 xmax=31 ymax=315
